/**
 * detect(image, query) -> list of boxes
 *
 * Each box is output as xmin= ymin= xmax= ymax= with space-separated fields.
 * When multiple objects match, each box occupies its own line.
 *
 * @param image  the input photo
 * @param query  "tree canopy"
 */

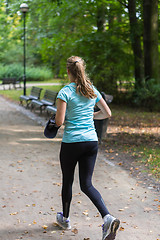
xmin=0 ymin=0 xmax=160 ymax=109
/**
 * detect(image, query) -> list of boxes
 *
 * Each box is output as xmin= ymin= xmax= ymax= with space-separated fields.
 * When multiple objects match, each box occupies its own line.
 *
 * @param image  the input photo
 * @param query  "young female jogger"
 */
xmin=55 ymin=56 xmax=120 ymax=240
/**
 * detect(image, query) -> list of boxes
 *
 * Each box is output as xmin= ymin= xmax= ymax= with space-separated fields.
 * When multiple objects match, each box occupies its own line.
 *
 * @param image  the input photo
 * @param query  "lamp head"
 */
xmin=20 ymin=3 xmax=29 ymax=13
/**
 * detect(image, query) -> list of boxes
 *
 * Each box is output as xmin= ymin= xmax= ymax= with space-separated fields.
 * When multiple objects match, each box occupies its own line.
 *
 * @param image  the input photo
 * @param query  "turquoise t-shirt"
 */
xmin=57 ymin=82 xmax=102 ymax=143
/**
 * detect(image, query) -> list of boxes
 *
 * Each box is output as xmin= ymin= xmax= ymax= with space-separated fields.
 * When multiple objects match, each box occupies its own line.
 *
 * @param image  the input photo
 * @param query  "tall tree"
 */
xmin=97 ymin=0 xmax=106 ymax=32
xmin=128 ymin=0 xmax=144 ymax=89
xmin=143 ymin=0 xmax=159 ymax=83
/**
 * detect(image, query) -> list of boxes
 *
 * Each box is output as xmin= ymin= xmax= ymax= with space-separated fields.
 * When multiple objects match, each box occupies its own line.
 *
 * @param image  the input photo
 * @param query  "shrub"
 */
xmin=132 ymin=80 xmax=160 ymax=111
xmin=0 ymin=64 xmax=53 ymax=81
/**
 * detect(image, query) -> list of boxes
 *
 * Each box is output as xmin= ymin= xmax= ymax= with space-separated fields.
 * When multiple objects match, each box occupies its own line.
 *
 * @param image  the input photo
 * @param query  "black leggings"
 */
xmin=60 ymin=141 xmax=109 ymax=218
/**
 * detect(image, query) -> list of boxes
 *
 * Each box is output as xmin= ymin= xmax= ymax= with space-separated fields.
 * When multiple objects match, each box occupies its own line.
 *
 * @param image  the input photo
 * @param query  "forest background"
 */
xmin=0 ymin=0 xmax=160 ymax=110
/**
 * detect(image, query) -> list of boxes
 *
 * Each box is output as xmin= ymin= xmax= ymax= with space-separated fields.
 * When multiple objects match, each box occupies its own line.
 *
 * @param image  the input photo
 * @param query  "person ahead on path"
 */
xmin=55 ymin=56 xmax=120 ymax=240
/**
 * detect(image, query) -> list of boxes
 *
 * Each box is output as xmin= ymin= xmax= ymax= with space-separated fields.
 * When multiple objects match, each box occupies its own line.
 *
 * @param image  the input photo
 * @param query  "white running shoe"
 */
xmin=56 ymin=212 xmax=71 ymax=230
xmin=102 ymin=214 xmax=120 ymax=240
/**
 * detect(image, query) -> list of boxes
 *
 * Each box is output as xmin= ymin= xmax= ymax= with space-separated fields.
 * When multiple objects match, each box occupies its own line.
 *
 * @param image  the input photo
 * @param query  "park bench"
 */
xmin=1 ymin=77 xmax=21 ymax=90
xmin=19 ymin=86 xmax=43 ymax=108
xmin=31 ymin=89 xmax=58 ymax=114
xmin=46 ymin=105 xmax=57 ymax=116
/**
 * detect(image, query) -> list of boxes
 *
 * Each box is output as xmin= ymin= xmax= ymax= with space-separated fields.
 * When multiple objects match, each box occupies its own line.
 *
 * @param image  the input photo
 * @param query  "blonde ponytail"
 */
xmin=67 ymin=56 xmax=97 ymax=99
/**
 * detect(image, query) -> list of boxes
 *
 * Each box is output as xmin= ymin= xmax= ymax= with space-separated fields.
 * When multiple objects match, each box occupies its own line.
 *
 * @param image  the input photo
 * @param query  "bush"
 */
xmin=0 ymin=64 xmax=53 ymax=81
xmin=132 ymin=80 xmax=160 ymax=111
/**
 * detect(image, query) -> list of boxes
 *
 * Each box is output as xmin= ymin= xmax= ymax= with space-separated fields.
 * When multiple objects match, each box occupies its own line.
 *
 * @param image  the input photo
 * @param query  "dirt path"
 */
xmin=0 ymin=96 xmax=159 ymax=240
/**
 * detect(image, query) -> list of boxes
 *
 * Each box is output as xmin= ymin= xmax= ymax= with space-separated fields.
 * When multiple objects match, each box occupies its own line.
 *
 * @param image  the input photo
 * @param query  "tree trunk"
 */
xmin=97 ymin=2 xmax=106 ymax=32
xmin=128 ymin=0 xmax=144 ymax=89
xmin=143 ymin=0 xmax=159 ymax=83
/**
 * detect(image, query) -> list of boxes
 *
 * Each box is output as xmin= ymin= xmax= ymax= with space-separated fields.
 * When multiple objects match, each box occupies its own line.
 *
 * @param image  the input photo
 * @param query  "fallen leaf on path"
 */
xmin=109 ymin=149 xmax=114 ymax=153
xmin=17 ymin=169 xmax=24 ymax=172
xmin=72 ymin=228 xmax=78 ymax=234
xmin=119 ymin=227 xmax=125 ymax=231
xmin=53 ymin=222 xmax=59 ymax=227
xmin=42 ymin=225 xmax=48 ymax=229
xmin=133 ymin=225 xmax=138 ymax=229
xmin=10 ymin=212 xmax=18 ymax=215
xmin=144 ymin=207 xmax=153 ymax=212
xmin=118 ymin=209 xmax=124 ymax=211
xmin=118 ymin=162 xmax=123 ymax=165
xmin=83 ymin=210 xmax=89 ymax=216
xmin=94 ymin=213 xmax=100 ymax=217
xmin=53 ymin=182 xmax=61 ymax=186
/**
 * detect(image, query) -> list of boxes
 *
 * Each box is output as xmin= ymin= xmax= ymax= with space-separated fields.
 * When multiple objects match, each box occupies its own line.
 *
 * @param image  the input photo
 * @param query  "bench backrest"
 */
xmin=43 ymin=90 xmax=58 ymax=104
xmin=2 ymin=78 xmax=17 ymax=84
xmin=30 ymin=86 xmax=43 ymax=98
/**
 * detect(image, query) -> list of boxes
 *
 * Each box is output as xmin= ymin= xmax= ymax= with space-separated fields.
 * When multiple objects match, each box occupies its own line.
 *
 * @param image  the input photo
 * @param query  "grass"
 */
xmin=140 ymin=147 xmax=160 ymax=178
xmin=122 ymin=145 xmax=160 ymax=179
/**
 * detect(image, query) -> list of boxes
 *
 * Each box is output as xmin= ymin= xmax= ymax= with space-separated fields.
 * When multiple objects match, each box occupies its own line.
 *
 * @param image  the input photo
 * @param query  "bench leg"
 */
xmin=30 ymin=103 xmax=34 ymax=112
xmin=46 ymin=110 xmax=49 ymax=118
xmin=20 ymin=100 xmax=23 ymax=106
xmin=40 ymin=106 xmax=43 ymax=115
xmin=26 ymin=100 xmax=31 ymax=108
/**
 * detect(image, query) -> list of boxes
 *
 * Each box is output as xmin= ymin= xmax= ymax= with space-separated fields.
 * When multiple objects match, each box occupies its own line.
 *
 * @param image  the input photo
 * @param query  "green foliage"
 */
xmin=76 ymin=32 xmax=133 ymax=94
xmin=0 ymin=64 xmax=53 ymax=81
xmin=0 ymin=0 xmax=159 ymax=108
xmin=133 ymin=80 xmax=160 ymax=111
xmin=0 ymin=64 xmax=22 ymax=78
xmin=26 ymin=66 xmax=53 ymax=81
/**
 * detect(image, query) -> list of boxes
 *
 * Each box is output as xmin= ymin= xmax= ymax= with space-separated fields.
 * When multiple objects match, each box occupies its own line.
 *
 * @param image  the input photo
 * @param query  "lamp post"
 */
xmin=20 ymin=3 xmax=29 ymax=96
